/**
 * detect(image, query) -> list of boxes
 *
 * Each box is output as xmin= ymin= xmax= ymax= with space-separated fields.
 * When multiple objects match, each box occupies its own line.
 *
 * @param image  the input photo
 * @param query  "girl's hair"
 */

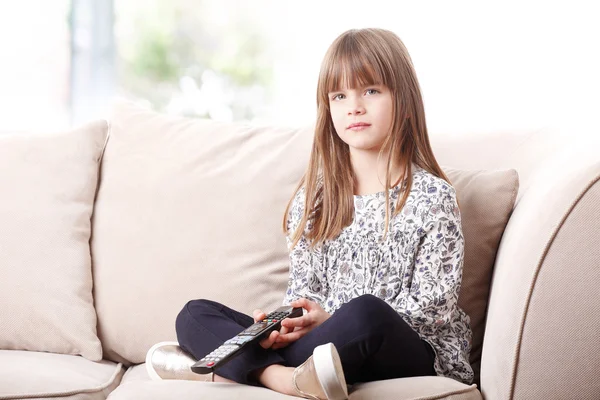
xmin=283 ymin=28 xmax=451 ymax=250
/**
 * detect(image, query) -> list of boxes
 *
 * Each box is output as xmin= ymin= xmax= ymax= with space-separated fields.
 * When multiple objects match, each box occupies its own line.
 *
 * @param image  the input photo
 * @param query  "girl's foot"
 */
xmin=145 ymin=341 xmax=213 ymax=382
xmin=292 ymin=343 xmax=348 ymax=400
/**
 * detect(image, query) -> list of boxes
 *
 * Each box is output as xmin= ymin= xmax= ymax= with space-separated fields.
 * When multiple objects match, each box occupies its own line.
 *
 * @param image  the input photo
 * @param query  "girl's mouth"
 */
xmin=347 ymin=122 xmax=371 ymax=131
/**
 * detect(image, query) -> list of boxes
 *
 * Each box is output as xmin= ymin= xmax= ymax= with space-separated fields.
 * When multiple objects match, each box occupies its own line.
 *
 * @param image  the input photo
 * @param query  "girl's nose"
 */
xmin=348 ymin=102 xmax=366 ymax=116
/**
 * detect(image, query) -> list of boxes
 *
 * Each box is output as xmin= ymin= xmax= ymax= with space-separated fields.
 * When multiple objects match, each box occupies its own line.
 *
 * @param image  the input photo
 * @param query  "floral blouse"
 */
xmin=282 ymin=163 xmax=474 ymax=384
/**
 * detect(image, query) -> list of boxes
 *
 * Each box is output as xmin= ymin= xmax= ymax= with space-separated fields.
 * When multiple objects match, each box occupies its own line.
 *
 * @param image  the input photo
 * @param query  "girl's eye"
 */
xmin=366 ymin=89 xmax=379 ymax=95
xmin=332 ymin=94 xmax=345 ymax=101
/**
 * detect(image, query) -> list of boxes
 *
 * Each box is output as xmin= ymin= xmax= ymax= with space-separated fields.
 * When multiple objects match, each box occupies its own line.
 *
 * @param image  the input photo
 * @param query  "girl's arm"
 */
xmin=401 ymin=186 xmax=474 ymax=383
xmin=404 ymin=186 xmax=467 ymax=334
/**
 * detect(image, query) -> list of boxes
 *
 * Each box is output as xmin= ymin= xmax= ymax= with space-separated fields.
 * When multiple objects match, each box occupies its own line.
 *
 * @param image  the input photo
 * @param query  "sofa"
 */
xmin=1 ymin=100 xmax=599 ymax=400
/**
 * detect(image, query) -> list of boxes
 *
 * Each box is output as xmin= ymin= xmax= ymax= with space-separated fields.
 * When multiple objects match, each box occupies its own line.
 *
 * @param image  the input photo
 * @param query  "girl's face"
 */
xmin=328 ymin=84 xmax=393 ymax=155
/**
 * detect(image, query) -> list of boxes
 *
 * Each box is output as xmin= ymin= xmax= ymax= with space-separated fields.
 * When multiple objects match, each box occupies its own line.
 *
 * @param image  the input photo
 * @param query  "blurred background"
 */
xmin=0 ymin=0 xmax=598 ymax=136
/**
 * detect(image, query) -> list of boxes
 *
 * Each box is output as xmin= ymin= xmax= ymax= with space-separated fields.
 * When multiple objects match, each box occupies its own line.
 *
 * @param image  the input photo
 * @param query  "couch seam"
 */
xmin=99 ymin=118 xmax=111 ymax=163
xmin=509 ymin=169 xmax=519 ymax=209
xmin=0 ymin=363 xmax=123 ymax=400
xmin=88 ymin=120 xmax=112 ymax=361
xmin=410 ymin=383 xmax=479 ymax=400
xmin=509 ymin=173 xmax=600 ymax=400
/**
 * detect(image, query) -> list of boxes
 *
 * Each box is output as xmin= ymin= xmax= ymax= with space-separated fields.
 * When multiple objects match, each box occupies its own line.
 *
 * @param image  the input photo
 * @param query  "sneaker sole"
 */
xmin=313 ymin=343 xmax=348 ymax=400
xmin=145 ymin=341 xmax=181 ymax=381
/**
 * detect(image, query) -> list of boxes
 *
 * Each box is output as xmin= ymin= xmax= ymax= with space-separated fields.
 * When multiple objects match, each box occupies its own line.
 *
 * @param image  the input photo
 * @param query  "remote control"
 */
xmin=191 ymin=305 xmax=303 ymax=374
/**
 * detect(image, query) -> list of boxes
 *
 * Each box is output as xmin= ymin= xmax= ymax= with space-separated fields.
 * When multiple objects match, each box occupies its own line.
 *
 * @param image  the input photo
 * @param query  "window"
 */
xmin=1 ymin=1 xmax=598 ymax=136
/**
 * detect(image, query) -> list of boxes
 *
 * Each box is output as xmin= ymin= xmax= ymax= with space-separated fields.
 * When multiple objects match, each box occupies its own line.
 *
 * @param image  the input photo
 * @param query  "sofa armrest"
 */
xmin=480 ymin=147 xmax=600 ymax=400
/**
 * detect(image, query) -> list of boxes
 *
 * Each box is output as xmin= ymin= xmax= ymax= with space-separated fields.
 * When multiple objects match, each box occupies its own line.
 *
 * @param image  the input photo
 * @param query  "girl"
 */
xmin=147 ymin=28 xmax=473 ymax=399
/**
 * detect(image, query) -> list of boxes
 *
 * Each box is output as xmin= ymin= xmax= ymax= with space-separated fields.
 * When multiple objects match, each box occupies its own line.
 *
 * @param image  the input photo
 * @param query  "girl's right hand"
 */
xmin=252 ymin=309 xmax=291 ymax=350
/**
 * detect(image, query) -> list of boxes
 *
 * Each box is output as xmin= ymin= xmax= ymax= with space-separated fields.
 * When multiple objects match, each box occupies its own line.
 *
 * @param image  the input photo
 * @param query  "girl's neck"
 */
xmin=350 ymin=150 xmax=404 ymax=196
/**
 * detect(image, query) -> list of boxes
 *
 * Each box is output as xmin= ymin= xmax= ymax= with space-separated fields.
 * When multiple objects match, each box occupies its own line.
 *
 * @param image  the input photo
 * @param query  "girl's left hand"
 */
xmin=272 ymin=298 xmax=330 ymax=350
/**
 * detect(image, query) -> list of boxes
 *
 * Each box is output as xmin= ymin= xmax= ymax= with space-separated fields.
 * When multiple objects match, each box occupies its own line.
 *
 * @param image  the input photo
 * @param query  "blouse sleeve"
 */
xmin=404 ymin=185 xmax=470 ymax=338
xmin=401 ymin=185 xmax=473 ymax=382
xmin=282 ymin=188 xmax=329 ymax=306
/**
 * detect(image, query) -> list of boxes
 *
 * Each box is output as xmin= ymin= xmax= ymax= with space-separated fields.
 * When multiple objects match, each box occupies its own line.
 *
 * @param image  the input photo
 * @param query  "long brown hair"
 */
xmin=283 ymin=28 xmax=451 ymax=250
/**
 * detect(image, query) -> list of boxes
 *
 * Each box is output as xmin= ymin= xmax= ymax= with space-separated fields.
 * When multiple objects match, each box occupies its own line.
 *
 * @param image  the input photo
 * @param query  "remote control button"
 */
xmin=207 ymin=361 xmax=215 ymax=366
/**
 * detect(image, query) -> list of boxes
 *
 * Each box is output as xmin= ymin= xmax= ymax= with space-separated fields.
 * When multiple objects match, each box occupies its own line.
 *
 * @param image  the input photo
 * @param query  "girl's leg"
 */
xmin=175 ymin=299 xmax=287 ymax=386
xmin=276 ymin=294 xmax=436 ymax=384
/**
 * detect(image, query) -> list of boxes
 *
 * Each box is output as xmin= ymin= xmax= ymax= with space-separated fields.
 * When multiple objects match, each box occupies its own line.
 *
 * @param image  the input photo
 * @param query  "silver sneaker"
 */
xmin=145 ymin=341 xmax=213 ymax=382
xmin=293 ymin=342 xmax=348 ymax=400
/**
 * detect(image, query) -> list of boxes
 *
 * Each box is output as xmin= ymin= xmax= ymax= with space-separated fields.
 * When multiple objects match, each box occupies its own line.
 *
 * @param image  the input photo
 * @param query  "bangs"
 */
xmin=324 ymin=37 xmax=387 ymax=93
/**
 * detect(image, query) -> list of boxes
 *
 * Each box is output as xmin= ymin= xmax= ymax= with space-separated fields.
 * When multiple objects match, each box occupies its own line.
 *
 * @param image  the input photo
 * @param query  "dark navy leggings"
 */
xmin=175 ymin=294 xmax=436 ymax=386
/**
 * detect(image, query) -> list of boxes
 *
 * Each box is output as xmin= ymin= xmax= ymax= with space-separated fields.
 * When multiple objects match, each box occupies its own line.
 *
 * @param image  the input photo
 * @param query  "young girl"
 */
xmin=147 ymin=28 xmax=473 ymax=399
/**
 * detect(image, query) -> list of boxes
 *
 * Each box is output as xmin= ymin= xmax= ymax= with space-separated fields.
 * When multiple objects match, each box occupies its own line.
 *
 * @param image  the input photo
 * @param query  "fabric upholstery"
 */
xmin=108 ymin=364 xmax=481 ymax=400
xmin=429 ymin=127 xmax=565 ymax=202
xmin=513 ymin=180 xmax=600 ymax=399
xmin=0 ymin=122 xmax=107 ymax=361
xmin=91 ymin=102 xmax=312 ymax=364
xmin=0 ymin=350 xmax=124 ymax=400
xmin=479 ymin=145 xmax=600 ymax=400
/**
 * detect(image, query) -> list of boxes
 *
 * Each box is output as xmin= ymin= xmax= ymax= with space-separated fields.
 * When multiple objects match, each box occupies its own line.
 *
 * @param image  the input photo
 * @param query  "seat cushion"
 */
xmin=0 ymin=350 xmax=124 ymax=400
xmin=0 ymin=121 xmax=108 ymax=361
xmin=349 ymin=376 xmax=481 ymax=400
xmin=107 ymin=364 xmax=481 ymax=400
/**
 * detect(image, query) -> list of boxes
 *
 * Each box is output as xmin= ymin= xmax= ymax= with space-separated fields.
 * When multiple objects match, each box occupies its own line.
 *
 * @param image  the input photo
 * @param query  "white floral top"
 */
xmin=283 ymin=164 xmax=474 ymax=384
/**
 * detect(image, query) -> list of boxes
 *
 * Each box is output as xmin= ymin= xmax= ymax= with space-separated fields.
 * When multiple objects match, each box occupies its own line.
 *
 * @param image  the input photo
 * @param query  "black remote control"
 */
xmin=191 ymin=305 xmax=303 ymax=375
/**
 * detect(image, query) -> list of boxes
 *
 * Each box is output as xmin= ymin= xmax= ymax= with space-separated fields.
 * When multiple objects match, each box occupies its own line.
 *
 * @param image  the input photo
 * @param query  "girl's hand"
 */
xmin=272 ymin=298 xmax=331 ymax=349
xmin=252 ymin=309 xmax=290 ymax=350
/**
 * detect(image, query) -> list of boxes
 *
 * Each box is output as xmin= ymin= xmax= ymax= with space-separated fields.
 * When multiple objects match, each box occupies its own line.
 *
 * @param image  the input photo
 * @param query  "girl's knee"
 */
xmin=347 ymin=294 xmax=394 ymax=317
xmin=338 ymin=294 xmax=397 ymax=333
xmin=335 ymin=295 xmax=395 ymax=338
xmin=181 ymin=298 xmax=218 ymax=315
xmin=176 ymin=299 xmax=213 ymax=332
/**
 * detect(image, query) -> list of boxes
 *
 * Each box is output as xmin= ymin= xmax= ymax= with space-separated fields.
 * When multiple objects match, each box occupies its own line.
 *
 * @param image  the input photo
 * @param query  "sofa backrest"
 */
xmin=91 ymin=101 xmax=313 ymax=364
xmin=429 ymin=127 xmax=568 ymax=202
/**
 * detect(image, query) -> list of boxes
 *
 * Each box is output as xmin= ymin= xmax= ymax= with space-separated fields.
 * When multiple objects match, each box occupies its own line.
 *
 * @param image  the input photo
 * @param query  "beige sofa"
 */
xmin=1 ymin=101 xmax=599 ymax=400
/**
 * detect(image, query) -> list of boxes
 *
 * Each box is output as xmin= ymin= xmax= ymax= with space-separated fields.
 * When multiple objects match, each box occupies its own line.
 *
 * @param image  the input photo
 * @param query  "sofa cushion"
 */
xmin=0 ymin=350 xmax=124 ymax=400
xmin=0 ymin=122 xmax=108 ymax=361
xmin=106 ymin=364 xmax=480 ymax=400
xmin=444 ymin=167 xmax=519 ymax=381
xmin=92 ymin=101 xmax=312 ymax=364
